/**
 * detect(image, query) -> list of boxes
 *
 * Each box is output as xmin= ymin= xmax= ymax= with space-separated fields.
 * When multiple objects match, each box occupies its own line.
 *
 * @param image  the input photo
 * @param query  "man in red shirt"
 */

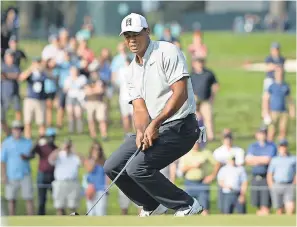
xmin=30 ymin=128 xmax=58 ymax=215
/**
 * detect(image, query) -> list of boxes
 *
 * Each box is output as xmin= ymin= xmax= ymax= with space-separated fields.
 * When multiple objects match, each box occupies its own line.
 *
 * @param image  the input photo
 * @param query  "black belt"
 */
xmin=161 ymin=113 xmax=196 ymax=126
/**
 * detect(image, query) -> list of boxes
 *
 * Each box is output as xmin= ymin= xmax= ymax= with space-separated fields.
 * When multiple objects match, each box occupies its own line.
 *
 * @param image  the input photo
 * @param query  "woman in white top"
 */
xmin=64 ymin=66 xmax=87 ymax=133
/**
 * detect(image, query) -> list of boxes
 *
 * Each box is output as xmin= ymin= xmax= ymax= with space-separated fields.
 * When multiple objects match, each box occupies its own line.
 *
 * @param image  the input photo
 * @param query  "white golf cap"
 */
xmin=119 ymin=13 xmax=148 ymax=36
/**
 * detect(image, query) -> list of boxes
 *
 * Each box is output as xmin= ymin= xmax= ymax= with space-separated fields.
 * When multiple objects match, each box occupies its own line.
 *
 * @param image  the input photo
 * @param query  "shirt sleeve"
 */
xmin=240 ymin=167 xmax=248 ymax=183
xmin=1 ymin=142 xmax=8 ymax=163
xmin=210 ymin=71 xmax=218 ymax=85
xmin=162 ymin=45 xmax=189 ymax=86
xmin=246 ymin=144 xmax=254 ymax=157
xmin=268 ymin=84 xmax=273 ymax=94
xmin=267 ymin=159 xmax=276 ymax=174
xmin=21 ymin=50 xmax=27 ymax=60
xmin=217 ymin=168 xmax=224 ymax=181
xmin=267 ymin=143 xmax=277 ymax=157
xmin=286 ymin=85 xmax=290 ymax=96
xmin=236 ymin=148 xmax=245 ymax=165
xmin=213 ymin=149 xmax=220 ymax=162
xmin=23 ymin=140 xmax=33 ymax=156
xmin=206 ymin=150 xmax=217 ymax=165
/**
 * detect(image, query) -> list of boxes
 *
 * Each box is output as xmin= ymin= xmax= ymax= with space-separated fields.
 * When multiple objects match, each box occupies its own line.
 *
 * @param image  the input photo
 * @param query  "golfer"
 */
xmin=104 ymin=13 xmax=205 ymax=217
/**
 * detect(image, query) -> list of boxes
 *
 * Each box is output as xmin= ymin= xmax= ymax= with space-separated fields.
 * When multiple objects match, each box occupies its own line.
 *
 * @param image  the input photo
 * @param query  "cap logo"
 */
xmin=126 ymin=18 xmax=132 ymax=26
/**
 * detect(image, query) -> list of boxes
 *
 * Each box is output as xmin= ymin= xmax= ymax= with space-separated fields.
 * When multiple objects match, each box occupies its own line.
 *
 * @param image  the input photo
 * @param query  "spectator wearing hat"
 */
xmin=179 ymin=141 xmax=218 ymax=215
xmin=27 ymin=128 xmax=58 ymax=215
xmin=1 ymin=49 xmax=21 ymax=136
xmin=213 ymin=130 xmax=245 ymax=212
xmin=82 ymin=140 xmax=109 ymax=216
xmin=48 ymin=139 xmax=83 ymax=215
xmin=84 ymin=70 xmax=108 ymax=140
xmin=245 ymin=127 xmax=277 ymax=215
xmin=217 ymin=155 xmax=248 ymax=214
xmin=8 ymin=36 xmax=27 ymax=68
xmin=1 ymin=121 xmax=34 ymax=215
xmin=42 ymin=34 xmax=64 ymax=65
xmin=263 ymin=42 xmax=285 ymax=92
xmin=55 ymin=50 xmax=72 ymax=129
xmin=262 ymin=66 xmax=295 ymax=141
xmin=64 ymin=66 xmax=87 ymax=134
xmin=267 ymin=139 xmax=296 ymax=215
xmin=19 ymin=57 xmax=47 ymax=138
xmin=190 ymin=58 xmax=219 ymax=141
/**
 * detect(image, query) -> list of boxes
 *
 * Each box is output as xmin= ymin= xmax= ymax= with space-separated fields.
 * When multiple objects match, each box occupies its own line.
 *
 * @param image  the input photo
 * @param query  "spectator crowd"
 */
xmin=1 ymin=10 xmax=296 ymax=216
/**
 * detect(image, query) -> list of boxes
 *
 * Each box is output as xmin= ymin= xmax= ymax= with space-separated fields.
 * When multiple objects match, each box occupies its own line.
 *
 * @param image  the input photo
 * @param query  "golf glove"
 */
xmin=197 ymin=126 xmax=207 ymax=143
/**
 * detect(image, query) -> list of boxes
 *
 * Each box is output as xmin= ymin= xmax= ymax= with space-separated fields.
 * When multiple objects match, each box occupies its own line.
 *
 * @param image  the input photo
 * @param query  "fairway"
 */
xmin=4 ymin=215 xmax=296 ymax=226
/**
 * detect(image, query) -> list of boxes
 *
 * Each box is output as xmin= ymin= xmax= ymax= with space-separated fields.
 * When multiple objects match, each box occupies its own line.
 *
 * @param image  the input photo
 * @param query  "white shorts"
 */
xmin=5 ymin=175 xmax=34 ymax=200
xmin=52 ymin=180 xmax=81 ymax=209
xmin=119 ymin=100 xmax=133 ymax=117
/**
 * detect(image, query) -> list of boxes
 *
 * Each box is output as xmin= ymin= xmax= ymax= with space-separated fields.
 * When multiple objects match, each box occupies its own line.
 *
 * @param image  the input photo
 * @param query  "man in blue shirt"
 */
xmin=245 ymin=127 xmax=277 ymax=215
xmin=262 ymin=66 xmax=295 ymax=141
xmin=19 ymin=57 xmax=47 ymax=138
xmin=1 ymin=49 xmax=21 ymax=136
xmin=1 ymin=120 xmax=34 ymax=215
xmin=267 ymin=139 xmax=296 ymax=215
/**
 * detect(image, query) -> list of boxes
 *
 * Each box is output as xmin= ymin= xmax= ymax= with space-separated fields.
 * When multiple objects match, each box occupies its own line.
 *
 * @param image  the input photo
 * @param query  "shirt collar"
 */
xmin=257 ymin=141 xmax=267 ymax=147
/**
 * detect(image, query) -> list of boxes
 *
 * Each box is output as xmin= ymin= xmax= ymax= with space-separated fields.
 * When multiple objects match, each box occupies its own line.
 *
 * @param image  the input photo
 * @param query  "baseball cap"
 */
xmin=278 ymin=139 xmax=288 ymax=147
xmin=257 ymin=125 xmax=267 ymax=133
xmin=119 ymin=13 xmax=148 ymax=36
xmin=11 ymin=120 xmax=24 ymax=129
xmin=271 ymin=42 xmax=280 ymax=49
xmin=9 ymin=35 xmax=17 ymax=42
xmin=45 ymin=128 xmax=57 ymax=137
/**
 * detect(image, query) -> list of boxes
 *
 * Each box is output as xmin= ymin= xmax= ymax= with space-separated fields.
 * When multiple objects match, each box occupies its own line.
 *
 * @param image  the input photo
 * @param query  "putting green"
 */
xmin=4 ymin=215 xmax=296 ymax=226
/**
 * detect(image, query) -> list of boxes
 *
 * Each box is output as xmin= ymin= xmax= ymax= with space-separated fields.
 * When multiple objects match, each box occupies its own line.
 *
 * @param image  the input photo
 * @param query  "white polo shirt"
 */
xmin=217 ymin=165 xmax=247 ymax=193
xmin=213 ymin=145 xmax=245 ymax=166
xmin=50 ymin=151 xmax=81 ymax=181
xmin=127 ymin=40 xmax=196 ymax=124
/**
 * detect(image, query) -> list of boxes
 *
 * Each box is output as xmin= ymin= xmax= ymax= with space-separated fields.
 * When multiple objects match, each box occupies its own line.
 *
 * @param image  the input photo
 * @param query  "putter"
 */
xmin=70 ymin=145 xmax=143 ymax=216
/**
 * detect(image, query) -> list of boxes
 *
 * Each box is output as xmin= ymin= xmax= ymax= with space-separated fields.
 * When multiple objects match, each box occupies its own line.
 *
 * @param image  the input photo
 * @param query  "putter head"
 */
xmin=70 ymin=212 xmax=80 ymax=216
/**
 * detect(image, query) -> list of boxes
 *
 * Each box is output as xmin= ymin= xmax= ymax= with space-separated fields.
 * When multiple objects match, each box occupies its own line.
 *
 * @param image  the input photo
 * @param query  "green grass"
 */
xmin=4 ymin=215 xmax=296 ymax=226
xmin=2 ymin=32 xmax=296 ymax=221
